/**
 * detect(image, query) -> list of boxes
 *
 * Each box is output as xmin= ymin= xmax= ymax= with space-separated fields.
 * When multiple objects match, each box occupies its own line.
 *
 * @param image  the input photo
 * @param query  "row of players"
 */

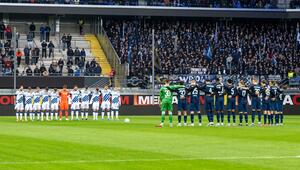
xmin=159 ymin=78 xmax=285 ymax=127
xmin=14 ymin=85 xmax=121 ymax=121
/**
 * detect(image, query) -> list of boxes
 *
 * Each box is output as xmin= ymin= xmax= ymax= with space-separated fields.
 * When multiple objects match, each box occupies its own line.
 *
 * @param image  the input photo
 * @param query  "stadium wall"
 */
xmin=0 ymin=94 xmax=299 ymax=116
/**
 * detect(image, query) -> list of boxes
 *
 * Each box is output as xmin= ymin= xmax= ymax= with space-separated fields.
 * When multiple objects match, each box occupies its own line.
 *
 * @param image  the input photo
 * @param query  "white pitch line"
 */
xmin=0 ymin=155 xmax=299 ymax=165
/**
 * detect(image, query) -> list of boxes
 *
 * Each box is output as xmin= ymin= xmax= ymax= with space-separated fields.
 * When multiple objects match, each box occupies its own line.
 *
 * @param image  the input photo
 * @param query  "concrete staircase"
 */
xmin=84 ymin=34 xmax=111 ymax=75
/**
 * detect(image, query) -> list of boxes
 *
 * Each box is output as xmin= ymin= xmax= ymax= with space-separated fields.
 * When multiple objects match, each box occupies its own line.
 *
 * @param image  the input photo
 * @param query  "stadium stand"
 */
xmin=0 ymin=22 xmax=108 ymax=77
xmin=0 ymin=0 xmax=279 ymax=8
xmin=105 ymin=18 xmax=300 ymax=78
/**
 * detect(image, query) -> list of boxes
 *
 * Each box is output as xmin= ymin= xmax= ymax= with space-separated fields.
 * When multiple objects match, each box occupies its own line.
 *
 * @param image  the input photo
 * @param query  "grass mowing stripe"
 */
xmin=0 ymin=155 xmax=299 ymax=165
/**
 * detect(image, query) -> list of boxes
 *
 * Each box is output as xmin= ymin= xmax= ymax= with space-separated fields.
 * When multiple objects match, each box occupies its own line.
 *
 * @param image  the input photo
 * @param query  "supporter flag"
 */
xmin=205 ymin=45 xmax=212 ymax=60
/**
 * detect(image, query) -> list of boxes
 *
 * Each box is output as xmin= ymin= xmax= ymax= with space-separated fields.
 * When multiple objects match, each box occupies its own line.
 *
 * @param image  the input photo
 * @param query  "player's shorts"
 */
xmin=215 ymin=97 xmax=224 ymax=111
xmin=81 ymin=102 xmax=89 ymax=110
xmin=262 ymin=100 xmax=270 ymax=111
xmin=101 ymin=102 xmax=111 ymax=110
xmin=270 ymin=100 xmax=277 ymax=111
xmin=238 ymin=100 xmax=247 ymax=113
xmin=60 ymin=102 xmax=69 ymax=110
xmin=227 ymin=97 xmax=236 ymax=110
xmin=161 ymin=100 xmax=173 ymax=111
xmin=92 ymin=103 xmax=99 ymax=110
xmin=71 ymin=103 xmax=80 ymax=110
xmin=111 ymin=104 xmax=120 ymax=110
xmin=50 ymin=103 xmax=59 ymax=111
xmin=251 ymin=97 xmax=262 ymax=110
xmin=178 ymin=99 xmax=188 ymax=111
xmin=42 ymin=102 xmax=50 ymax=110
xmin=204 ymin=96 xmax=214 ymax=111
xmin=33 ymin=103 xmax=41 ymax=111
xmin=277 ymin=101 xmax=283 ymax=112
xmin=25 ymin=104 xmax=33 ymax=112
xmin=15 ymin=103 xmax=24 ymax=111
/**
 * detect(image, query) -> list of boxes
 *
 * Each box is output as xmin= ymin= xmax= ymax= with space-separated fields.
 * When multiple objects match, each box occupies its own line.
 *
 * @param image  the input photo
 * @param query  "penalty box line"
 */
xmin=0 ymin=155 xmax=299 ymax=165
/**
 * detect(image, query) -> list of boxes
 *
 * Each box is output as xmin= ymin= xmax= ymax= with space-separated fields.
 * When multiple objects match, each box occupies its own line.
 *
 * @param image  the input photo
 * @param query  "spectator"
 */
xmin=40 ymin=25 xmax=45 ymax=42
xmin=5 ymin=25 xmax=12 ymax=43
xmin=41 ymin=40 xmax=47 ymax=58
xmin=67 ymin=47 xmax=74 ymax=61
xmin=80 ymin=48 xmax=86 ymax=62
xmin=95 ymin=63 xmax=102 ymax=76
xmin=90 ymin=58 xmax=96 ymax=68
xmin=16 ymin=49 xmax=23 ymax=67
xmin=74 ymin=47 xmax=81 ymax=65
xmin=85 ymin=61 xmax=90 ymax=76
xmin=78 ymin=19 xmax=84 ymax=35
xmin=34 ymin=66 xmax=41 ymax=76
xmin=78 ymin=58 xmax=85 ymax=71
xmin=4 ymin=41 xmax=10 ymax=53
xmin=58 ymin=58 xmax=64 ymax=73
xmin=67 ymin=58 xmax=73 ymax=68
xmin=40 ymin=64 xmax=47 ymax=75
xmin=74 ymin=67 xmax=81 ymax=76
xmin=0 ymin=22 xmax=5 ymax=40
xmin=25 ymin=66 xmax=33 ymax=76
xmin=27 ymin=34 xmax=33 ymax=50
xmin=67 ymin=66 xmax=74 ymax=76
xmin=23 ymin=46 xmax=30 ymax=65
xmin=48 ymin=64 xmax=56 ymax=76
xmin=29 ymin=22 xmax=36 ymax=38
xmin=66 ymin=33 xmax=72 ymax=48
xmin=48 ymin=41 xmax=55 ymax=58
xmin=61 ymin=33 xmax=67 ymax=51
xmin=32 ymin=46 xmax=40 ymax=64
xmin=45 ymin=25 xmax=51 ymax=42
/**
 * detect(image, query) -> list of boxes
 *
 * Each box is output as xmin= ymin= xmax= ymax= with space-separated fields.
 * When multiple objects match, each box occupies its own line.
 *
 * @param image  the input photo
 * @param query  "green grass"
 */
xmin=0 ymin=116 xmax=299 ymax=170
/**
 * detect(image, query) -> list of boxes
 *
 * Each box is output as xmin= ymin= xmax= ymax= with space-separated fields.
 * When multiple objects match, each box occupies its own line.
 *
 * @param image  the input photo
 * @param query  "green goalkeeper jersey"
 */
xmin=160 ymin=85 xmax=184 ymax=103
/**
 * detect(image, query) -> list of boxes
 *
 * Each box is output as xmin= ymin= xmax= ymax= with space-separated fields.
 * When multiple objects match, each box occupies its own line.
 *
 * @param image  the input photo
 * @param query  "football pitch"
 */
xmin=0 ymin=116 xmax=299 ymax=170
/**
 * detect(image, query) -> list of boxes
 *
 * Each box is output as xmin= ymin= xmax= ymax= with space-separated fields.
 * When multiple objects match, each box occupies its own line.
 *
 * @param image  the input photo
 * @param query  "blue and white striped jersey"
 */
xmin=90 ymin=91 xmax=101 ymax=104
xmin=50 ymin=91 xmax=59 ymax=104
xmin=24 ymin=91 xmax=33 ymax=105
xmin=15 ymin=90 xmax=24 ymax=104
xmin=33 ymin=91 xmax=42 ymax=104
xmin=70 ymin=90 xmax=80 ymax=104
xmin=41 ymin=90 xmax=50 ymax=103
xmin=111 ymin=91 xmax=121 ymax=105
xmin=101 ymin=89 xmax=111 ymax=103
xmin=80 ymin=90 xmax=91 ymax=103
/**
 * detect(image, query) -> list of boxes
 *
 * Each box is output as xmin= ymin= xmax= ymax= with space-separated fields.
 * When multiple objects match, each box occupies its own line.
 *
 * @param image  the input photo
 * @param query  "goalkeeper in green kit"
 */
xmin=158 ymin=79 xmax=184 ymax=127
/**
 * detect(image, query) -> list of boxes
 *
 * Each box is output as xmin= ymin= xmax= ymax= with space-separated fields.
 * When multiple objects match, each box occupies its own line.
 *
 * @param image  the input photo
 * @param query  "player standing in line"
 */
xmin=159 ymin=79 xmax=184 ymax=127
xmin=41 ymin=87 xmax=50 ymax=121
xmin=215 ymin=78 xmax=225 ymax=126
xmin=50 ymin=88 xmax=59 ymax=121
xmin=224 ymin=79 xmax=237 ymax=126
xmin=33 ymin=87 xmax=42 ymax=121
xmin=15 ymin=86 xmax=24 ymax=122
xmin=269 ymin=81 xmax=279 ymax=126
xmin=277 ymin=84 xmax=285 ymax=125
xmin=101 ymin=85 xmax=111 ymax=120
xmin=261 ymin=80 xmax=271 ymax=125
xmin=111 ymin=87 xmax=121 ymax=120
xmin=199 ymin=79 xmax=215 ymax=126
xmin=237 ymin=80 xmax=249 ymax=126
xmin=187 ymin=80 xmax=202 ymax=127
xmin=70 ymin=85 xmax=81 ymax=120
xmin=24 ymin=87 xmax=33 ymax=122
xmin=249 ymin=78 xmax=263 ymax=126
xmin=90 ymin=88 xmax=101 ymax=120
xmin=175 ymin=81 xmax=189 ymax=126
xmin=59 ymin=85 xmax=70 ymax=121
xmin=80 ymin=87 xmax=91 ymax=120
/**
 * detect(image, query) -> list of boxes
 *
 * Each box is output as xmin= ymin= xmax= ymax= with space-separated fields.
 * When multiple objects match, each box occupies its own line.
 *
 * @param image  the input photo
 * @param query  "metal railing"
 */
xmin=97 ymin=27 xmax=127 ymax=86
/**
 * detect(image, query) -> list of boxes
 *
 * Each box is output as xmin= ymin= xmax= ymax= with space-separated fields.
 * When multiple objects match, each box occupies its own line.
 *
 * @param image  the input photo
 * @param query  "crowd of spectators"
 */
xmin=0 ymin=22 xmax=102 ymax=76
xmin=0 ymin=0 xmax=279 ymax=8
xmin=105 ymin=18 xmax=300 ymax=79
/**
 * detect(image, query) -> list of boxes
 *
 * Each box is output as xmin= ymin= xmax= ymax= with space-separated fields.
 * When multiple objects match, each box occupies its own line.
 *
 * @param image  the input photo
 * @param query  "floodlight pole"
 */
xmin=13 ymin=27 xmax=17 ymax=92
xmin=152 ymin=29 xmax=155 ymax=105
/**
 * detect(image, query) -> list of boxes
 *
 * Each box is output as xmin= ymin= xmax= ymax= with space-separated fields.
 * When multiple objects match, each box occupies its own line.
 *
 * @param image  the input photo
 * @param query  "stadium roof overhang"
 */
xmin=0 ymin=3 xmax=299 ymax=18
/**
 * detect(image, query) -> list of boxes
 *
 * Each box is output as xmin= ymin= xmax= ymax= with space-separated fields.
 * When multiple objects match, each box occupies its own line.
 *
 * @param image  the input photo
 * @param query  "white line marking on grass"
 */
xmin=0 ymin=155 xmax=299 ymax=165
